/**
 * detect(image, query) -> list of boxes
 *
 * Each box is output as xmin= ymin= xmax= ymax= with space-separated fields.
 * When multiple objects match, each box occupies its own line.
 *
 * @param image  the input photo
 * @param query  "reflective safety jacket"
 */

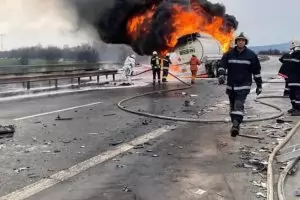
xmin=162 ymin=56 xmax=171 ymax=70
xmin=218 ymin=46 xmax=262 ymax=94
xmin=190 ymin=56 xmax=200 ymax=71
xmin=280 ymin=50 xmax=300 ymax=86
xmin=278 ymin=52 xmax=293 ymax=79
xmin=151 ymin=55 xmax=161 ymax=69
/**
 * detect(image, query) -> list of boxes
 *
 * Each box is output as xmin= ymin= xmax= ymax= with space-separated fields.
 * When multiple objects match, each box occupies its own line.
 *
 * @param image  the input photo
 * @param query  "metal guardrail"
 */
xmin=0 ymin=62 xmax=123 ymax=75
xmin=0 ymin=70 xmax=118 ymax=90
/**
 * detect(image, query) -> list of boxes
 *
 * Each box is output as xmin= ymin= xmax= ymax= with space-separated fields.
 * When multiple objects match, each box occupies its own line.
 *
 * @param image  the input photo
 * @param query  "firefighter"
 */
xmin=218 ymin=32 xmax=263 ymax=137
xmin=278 ymin=51 xmax=293 ymax=97
xmin=151 ymin=51 xmax=161 ymax=84
xmin=280 ymin=40 xmax=300 ymax=115
xmin=123 ymin=54 xmax=136 ymax=85
xmin=162 ymin=53 xmax=171 ymax=82
xmin=189 ymin=54 xmax=201 ymax=84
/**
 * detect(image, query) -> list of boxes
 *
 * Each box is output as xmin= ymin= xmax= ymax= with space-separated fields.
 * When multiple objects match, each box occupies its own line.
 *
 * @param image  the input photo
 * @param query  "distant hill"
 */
xmin=249 ymin=43 xmax=289 ymax=53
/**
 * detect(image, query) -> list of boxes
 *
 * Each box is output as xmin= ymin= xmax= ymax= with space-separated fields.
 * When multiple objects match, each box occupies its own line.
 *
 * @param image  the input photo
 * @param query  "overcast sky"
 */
xmin=0 ymin=0 xmax=298 ymax=50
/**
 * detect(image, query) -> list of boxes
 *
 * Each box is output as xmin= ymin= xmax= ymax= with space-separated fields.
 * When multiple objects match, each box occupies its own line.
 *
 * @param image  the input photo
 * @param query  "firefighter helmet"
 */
xmin=130 ymin=54 xmax=136 ymax=59
xmin=153 ymin=51 xmax=158 ymax=55
xmin=166 ymin=53 xmax=170 ymax=57
xmin=235 ymin=32 xmax=248 ymax=45
xmin=290 ymin=40 xmax=300 ymax=50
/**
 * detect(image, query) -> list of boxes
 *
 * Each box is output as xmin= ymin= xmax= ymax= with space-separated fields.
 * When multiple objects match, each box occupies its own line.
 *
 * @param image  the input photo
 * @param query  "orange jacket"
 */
xmin=190 ymin=56 xmax=200 ymax=71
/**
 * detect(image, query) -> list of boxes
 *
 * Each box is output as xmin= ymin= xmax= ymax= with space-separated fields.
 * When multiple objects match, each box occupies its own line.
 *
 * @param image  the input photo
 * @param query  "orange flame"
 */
xmin=127 ymin=3 xmax=235 ymax=53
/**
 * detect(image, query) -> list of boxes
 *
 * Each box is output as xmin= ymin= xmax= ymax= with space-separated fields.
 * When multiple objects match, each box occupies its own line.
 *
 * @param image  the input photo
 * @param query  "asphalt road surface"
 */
xmin=0 ymin=56 xmax=282 ymax=200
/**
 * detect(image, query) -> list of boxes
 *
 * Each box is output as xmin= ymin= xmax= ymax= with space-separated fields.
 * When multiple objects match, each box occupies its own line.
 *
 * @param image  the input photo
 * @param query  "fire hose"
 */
xmin=118 ymin=68 xmax=300 ymax=200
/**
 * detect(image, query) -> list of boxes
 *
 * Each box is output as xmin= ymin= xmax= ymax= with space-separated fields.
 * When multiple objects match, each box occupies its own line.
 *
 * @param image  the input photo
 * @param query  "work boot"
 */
xmin=191 ymin=80 xmax=195 ymax=84
xmin=288 ymin=108 xmax=296 ymax=113
xmin=230 ymin=120 xmax=240 ymax=137
xmin=158 ymin=80 xmax=161 ymax=85
xmin=291 ymin=109 xmax=300 ymax=116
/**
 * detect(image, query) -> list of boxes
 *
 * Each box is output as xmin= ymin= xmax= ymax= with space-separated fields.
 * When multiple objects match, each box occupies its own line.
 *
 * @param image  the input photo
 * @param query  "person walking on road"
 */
xmin=162 ymin=53 xmax=171 ymax=82
xmin=189 ymin=55 xmax=201 ymax=84
xmin=218 ymin=32 xmax=263 ymax=137
xmin=151 ymin=51 xmax=162 ymax=85
xmin=279 ymin=40 xmax=300 ymax=116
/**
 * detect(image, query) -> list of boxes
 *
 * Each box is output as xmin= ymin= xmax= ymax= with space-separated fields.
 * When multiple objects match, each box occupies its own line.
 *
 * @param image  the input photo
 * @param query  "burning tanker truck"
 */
xmin=65 ymin=0 xmax=238 ymax=77
xmin=170 ymin=32 xmax=227 ymax=78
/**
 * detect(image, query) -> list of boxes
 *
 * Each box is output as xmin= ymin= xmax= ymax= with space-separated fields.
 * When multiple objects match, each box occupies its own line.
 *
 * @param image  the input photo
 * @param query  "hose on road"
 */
xmin=117 ymin=69 xmax=297 ymax=200
xmin=277 ymin=157 xmax=299 ymax=200
xmin=118 ymin=70 xmax=285 ymax=123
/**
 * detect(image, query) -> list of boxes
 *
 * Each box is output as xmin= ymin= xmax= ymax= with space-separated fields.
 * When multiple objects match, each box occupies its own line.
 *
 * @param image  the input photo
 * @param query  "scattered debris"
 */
xmin=294 ymin=188 xmax=300 ymax=196
xmin=276 ymin=118 xmax=293 ymax=124
xmin=184 ymin=100 xmax=195 ymax=107
xmin=54 ymin=150 xmax=61 ymax=153
xmin=194 ymin=188 xmax=206 ymax=195
xmin=103 ymin=113 xmax=116 ymax=117
xmin=110 ymin=140 xmax=124 ymax=146
xmin=14 ymin=167 xmax=30 ymax=173
xmin=0 ymin=125 xmax=16 ymax=137
xmin=256 ymin=192 xmax=266 ymax=198
xmin=152 ymin=154 xmax=159 ymax=157
xmin=55 ymin=115 xmax=73 ymax=121
xmin=252 ymin=181 xmax=267 ymax=189
xmin=32 ymin=137 xmax=38 ymax=142
xmin=42 ymin=150 xmax=51 ymax=153
xmin=80 ymin=146 xmax=85 ymax=148
xmin=239 ymin=134 xmax=264 ymax=140
xmin=288 ymin=162 xmax=298 ymax=175
xmin=133 ymin=144 xmax=144 ymax=149
xmin=119 ymin=83 xmax=131 ymax=86
xmin=123 ymin=186 xmax=132 ymax=192
xmin=262 ymin=124 xmax=283 ymax=129
xmin=88 ymin=133 xmax=101 ymax=135
xmin=142 ymin=120 xmax=149 ymax=125
xmin=248 ymin=159 xmax=268 ymax=171
xmin=62 ymin=140 xmax=72 ymax=144
xmin=116 ymin=164 xmax=126 ymax=168
xmin=28 ymin=173 xmax=39 ymax=178
xmin=146 ymin=149 xmax=153 ymax=152
xmin=190 ymin=94 xmax=198 ymax=97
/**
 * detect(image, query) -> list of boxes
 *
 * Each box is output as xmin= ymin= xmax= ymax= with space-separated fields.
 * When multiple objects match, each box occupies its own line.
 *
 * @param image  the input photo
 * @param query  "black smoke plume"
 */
xmin=64 ymin=0 xmax=238 ymax=55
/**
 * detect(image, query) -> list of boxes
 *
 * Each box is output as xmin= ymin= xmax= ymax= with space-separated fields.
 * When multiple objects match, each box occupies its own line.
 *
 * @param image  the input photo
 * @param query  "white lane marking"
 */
xmin=0 ymin=125 xmax=176 ymax=200
xmin=13 ymin=102 xmax=103 ymax=121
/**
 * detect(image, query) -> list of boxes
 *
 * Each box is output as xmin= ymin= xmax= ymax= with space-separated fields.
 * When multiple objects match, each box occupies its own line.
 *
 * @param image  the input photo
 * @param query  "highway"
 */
xmin=0 ymin=56 xmax=289 ymax=200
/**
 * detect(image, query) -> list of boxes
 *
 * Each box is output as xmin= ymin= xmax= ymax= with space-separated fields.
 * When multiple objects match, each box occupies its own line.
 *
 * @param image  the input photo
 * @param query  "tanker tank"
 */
xmin=170 ymin=33 xmax=224 ymax=77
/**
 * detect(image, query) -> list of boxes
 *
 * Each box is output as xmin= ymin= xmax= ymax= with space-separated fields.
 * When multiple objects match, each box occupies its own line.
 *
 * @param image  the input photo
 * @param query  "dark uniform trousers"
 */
xmin=226 ymin=86 xmax=250 ymax=123
xmin=284 ymin=79 xmax=290 ymax=96
xmin=153 ymin=68 xmax=161 ymax=81
xmin=162 ymin=68 xmax=169 ymax=82
xmin=289 ymin=83 xmax=300 ymax=109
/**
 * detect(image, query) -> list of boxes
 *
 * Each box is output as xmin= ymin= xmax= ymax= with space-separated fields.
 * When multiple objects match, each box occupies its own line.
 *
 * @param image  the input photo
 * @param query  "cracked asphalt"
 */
xmin=0 ymin=56 xmax=290 ymax=200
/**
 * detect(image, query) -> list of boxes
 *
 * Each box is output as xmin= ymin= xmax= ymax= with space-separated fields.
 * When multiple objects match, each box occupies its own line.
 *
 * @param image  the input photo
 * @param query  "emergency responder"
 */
xmin=189 ymin=55 xmax=201 ymax=84
xmin=278 ymin=52 xmax=292 ymax=96
xmin=162 ymin=53 xmax=171 ymax=82
xmin=123 ymin=54 xmax=136 ymax=85
xmin=278 ymin=41 xmax=298 ymax=97
xmin=218 ymin=32 xmax=263 ymax=137
xmin=280 ymin=40 xmax=300 ymax=115
xmin=151 ymin=51 xmax=161 ymax=84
